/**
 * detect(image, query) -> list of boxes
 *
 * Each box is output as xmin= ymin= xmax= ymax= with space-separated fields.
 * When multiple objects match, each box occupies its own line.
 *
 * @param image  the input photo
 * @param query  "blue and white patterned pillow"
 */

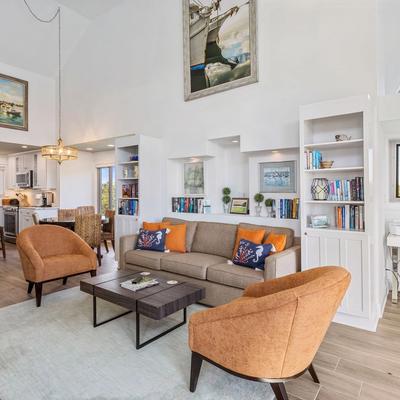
xmin=232 ymin=239 xmax=273 ymax=270
xmin=136 ymin=229 xmax=167 ymax=252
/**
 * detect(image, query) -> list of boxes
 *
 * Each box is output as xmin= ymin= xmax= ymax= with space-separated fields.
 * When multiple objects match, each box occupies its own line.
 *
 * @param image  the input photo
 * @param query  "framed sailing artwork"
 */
xmin=183 ymin=0 xmax=258 ymax=101
xmin=0 ymin=73 xmax=28 ymax=131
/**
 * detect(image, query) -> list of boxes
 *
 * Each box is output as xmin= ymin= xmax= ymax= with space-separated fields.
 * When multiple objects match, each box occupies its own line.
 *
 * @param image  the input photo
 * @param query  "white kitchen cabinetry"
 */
xmin=19 ymin=208 xmax=58 ymax=233
xmin=0 ymin=207 xmax=4 ymax=227
xmin=7 ymin=156 xmax=16 ymax=189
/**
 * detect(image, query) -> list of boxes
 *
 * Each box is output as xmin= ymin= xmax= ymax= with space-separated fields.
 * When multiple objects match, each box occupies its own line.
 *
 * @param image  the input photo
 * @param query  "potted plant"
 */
xmin=253 ymin=193 xmax=264 ymax=217
xmin=265 ymin=198 xmax=275 ymax=218
xmin=222 ymin=187 xmax=231 ymax=214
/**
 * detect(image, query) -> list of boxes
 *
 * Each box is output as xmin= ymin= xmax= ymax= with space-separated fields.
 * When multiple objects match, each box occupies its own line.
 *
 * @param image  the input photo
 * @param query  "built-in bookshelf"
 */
xmin=299 ymin=95 xmax=377 ymax=330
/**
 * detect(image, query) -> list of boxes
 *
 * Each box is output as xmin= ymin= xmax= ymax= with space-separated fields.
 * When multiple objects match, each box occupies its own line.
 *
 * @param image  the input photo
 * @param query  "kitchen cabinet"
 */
xmin=7 ymin=156 xmax=16 ymax=189
xmin=302 ymin=229 xmax=370 ymax=319
xmin=19 ymin=208 xmax=58 ymax=233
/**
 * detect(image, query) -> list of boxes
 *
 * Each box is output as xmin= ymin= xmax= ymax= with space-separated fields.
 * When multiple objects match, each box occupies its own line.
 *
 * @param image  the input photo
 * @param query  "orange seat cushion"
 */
xmin=165 ymin=224 xmax=187 ymax=253
xmin=42 ymin=254 xmax=94 ymax=281
xmin=143 ymin=221 xmax=171 ymax=231
xmin=232 ymin=227 xmax=266 ymax=258
xmin=264 ymin=233 xmax=287 ymax=252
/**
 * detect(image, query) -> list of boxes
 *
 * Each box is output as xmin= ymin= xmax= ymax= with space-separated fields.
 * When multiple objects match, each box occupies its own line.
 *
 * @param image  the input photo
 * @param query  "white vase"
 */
xmin=223 ymin=203 xmax=230 ymax=214
xmin=266 ymin=206 xmax=273 ymax=218
xmin=255 ymin=205 xmax=262 ymax=217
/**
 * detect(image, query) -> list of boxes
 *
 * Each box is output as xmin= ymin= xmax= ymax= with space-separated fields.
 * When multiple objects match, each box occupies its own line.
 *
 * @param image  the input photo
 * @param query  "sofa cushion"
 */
xmin=161 ymin=252 xmax=227 ymax=280
xmin=191 ymin=222 xmax=237 ymax=258
xmin=42 ymin=254 xmax=94 ymax=281
xmin=165 ymin=224 xmax=187 ymax=253
xmin=207 ymin=262 xmax=264 ymax=289
xmin=233 ymin=240 xmax=273 ymax=270
xmin=125 ymin=249 xmax=167 ymax=270
xmin=232 ymin=227 xmax=266 ymax=258
xmin=239 ymin=223 xmax=294 ymax=249
xmin=136 ymin=229 xmax=167 ymax=252
xmin=163 ymin=217 xmax=198 ymax=252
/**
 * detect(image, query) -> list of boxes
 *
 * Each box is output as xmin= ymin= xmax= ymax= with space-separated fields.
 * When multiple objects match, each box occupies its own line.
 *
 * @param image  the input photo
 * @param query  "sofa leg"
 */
xmin=308 ymin=363 xmax=320 ymax=384
xmin=270 ymin=383 xmax=288 ymax=400
xmin=63 ymin=277 xmax=68 ymax=285
xmin=27 ymin=282 xmax=34 ymax=294
xmin=90 ymin=270 xmax=96 ymax=277
xmin=35 ymin=283 xmax=43 ymax=307
xmin=190 ymin=352 xmax=203 ymax=393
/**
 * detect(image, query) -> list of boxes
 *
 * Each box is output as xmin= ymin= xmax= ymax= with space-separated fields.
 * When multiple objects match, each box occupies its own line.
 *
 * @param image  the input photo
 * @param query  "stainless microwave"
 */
xmin=16 ymin=170 xmax=33 ymax=188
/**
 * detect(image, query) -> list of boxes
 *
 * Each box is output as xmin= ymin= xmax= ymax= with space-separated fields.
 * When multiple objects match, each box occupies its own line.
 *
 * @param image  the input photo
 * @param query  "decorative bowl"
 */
xmin=320 ymin=160 xmax=334 ymax=169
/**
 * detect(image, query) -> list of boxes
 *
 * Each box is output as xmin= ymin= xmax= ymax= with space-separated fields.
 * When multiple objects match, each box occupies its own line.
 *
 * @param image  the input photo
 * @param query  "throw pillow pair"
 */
xmin=231 ymin=227 xmax=287 ymax=270
xmin=136 ymin=221 xmax=186 ymax=253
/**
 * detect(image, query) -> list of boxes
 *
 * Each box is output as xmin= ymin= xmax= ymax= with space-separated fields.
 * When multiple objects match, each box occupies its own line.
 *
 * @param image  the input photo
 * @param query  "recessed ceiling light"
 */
xmin=86 ymin=147 xmax=93 ymax=151
xmin=272 ymin=150 xmax=279 ymax=154
xmin=107 ymin=144 xmax=115 ymax=148
xmin=21 ymin=145 xmax=28 ymax=149
xmin=232 ymin=139 xmax=239 ymax=143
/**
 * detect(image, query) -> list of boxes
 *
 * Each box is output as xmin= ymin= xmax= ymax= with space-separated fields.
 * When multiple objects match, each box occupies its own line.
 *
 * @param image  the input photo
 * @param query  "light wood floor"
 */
xmin=0 ymin=243 xmax=398 ymax=400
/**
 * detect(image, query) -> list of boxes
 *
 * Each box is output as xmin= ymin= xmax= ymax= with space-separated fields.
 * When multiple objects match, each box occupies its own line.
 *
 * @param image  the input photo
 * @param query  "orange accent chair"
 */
xmin=17 ymin=225 xmax=97 ymax=307
xmin=189 ymin=266 xmax=351 ymax=400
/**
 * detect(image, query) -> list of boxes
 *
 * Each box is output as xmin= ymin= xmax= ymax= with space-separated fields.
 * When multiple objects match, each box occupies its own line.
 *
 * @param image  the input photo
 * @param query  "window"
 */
xmin=97 ymin=166 xmax=115 ymax=215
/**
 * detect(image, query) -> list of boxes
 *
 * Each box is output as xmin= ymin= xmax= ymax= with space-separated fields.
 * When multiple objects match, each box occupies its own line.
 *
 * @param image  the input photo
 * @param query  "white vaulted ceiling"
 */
xmin=56 ymin=0 xmax=126 ymax=19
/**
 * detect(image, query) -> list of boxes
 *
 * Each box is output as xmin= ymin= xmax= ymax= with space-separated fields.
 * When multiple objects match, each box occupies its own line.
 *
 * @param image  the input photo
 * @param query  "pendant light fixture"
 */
xmin=24 ymin=0 xmax=78 ymax=164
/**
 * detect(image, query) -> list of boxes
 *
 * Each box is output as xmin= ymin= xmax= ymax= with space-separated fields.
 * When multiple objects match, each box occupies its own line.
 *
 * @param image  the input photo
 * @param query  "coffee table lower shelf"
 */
xmin=92 ymin=295 xmax=187 ymax=349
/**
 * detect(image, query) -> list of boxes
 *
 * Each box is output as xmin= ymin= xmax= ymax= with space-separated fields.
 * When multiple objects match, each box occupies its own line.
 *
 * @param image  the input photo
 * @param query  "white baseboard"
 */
xmin=333 ymin=312 xmax=379 ymax=332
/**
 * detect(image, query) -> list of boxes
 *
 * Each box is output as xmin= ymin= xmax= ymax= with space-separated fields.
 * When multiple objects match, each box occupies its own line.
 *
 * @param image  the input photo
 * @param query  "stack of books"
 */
xmin=280 ymin=198 xmax=300 ymax=219
xmin=335 ymin=205 xmax=365 ymax=231
xmin=172 ymin=197 xmax=205 ymax=213
xmin=122 ymin=182 xmax=139 ymax=198
xmin=328 ymin=177 xmax=364 ymax=201
xmin=119 ymin=199 xmax=139 ymax=216
xmin=304 ymin=150 xmax=322 ymax=169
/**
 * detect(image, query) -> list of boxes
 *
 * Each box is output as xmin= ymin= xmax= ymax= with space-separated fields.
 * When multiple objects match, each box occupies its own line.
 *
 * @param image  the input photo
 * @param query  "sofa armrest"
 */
xmin=263 ymin=245 xmax=301 ymax=280
xmin=119 ymin=234 xmax=138 ymax=268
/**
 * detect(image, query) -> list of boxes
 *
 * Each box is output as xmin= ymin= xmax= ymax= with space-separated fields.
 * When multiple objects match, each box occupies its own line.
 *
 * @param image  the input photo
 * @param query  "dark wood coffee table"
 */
xmin=80 ymin=271 xmax=205 ymax=349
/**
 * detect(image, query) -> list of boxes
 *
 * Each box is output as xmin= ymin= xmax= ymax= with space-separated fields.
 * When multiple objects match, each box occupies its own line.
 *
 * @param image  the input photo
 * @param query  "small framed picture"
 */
xmin=230 ymin=197 xmax=249 ymax=215
xmin=259 ymin=161 xmax=296 ymax=193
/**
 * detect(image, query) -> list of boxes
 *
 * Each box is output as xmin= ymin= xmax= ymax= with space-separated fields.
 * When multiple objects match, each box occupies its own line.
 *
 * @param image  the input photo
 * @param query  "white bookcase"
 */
xmin=114 ymin=135 xmax=163 ymax=260
xmin=299 ymin=96 xmax=380 ymax=331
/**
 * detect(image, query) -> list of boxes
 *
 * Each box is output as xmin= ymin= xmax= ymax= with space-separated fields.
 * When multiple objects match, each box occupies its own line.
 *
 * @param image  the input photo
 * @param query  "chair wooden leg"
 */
xmin=27 ymin=282 xmax=34 ymax=294
xmin=90 ymin=270 xmax=97 ymax=277
xmin=111 ymin=240 xmax=115 ymax=251
xmin=104 ymin=240 xmax=109 ymax=253
xmin=62 ymin=277 xmax=68 ymax=285
xmin=270 ymin=383 xmax=288 ymax=400
xmin=190 ymin=352 xmax=203 ymax=393
xmin=35 ymin=283 xmax=43 ymax=307
xmin=97 ymin=246 xmax=102 ymax=266
xmin=1 ymin=237 xmax=5 ymax=259
xmin=308 ymin=363 xmax=320 ymax=384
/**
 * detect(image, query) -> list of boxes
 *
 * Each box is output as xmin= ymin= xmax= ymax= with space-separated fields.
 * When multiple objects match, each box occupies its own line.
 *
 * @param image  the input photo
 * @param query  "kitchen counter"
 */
xmin=19 ymin=206 xmax=59 ymax=209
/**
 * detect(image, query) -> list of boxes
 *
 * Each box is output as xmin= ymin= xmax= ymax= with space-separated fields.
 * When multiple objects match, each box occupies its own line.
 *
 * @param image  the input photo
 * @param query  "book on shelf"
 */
xmin=328 ymin=177 xmax=364 ymax=201
xmin=121 ymin=182 xmax=139 ymax=198
xmin=119 ymin=199 xmax=139 ymax=216
xmin=304 ymin=150 xmax=322 ymax=170
xmin=279 ymin=198 xmax=299 ymax=219
xmin=335 ymin=205 xmax=364 ymax=231
xmin=172 ymin=197 xmax=205 ymax=213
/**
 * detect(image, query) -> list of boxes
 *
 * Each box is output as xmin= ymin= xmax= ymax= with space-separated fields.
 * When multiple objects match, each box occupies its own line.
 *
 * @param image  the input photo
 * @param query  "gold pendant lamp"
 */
xmin=24 ymin=1 xmax=78 ymax=164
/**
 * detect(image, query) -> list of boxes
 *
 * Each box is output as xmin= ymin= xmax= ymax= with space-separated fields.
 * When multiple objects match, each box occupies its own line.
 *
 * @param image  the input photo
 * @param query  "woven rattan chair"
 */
xmin=58 ymin=208 xmax=76 ymax=221
xmin=76 ymin=206 xmax=95 ymax=216
xmin=75 ymin=214 xmax=102 ymax=266
xmin=101 ymin=209 xmax=115 ymax=253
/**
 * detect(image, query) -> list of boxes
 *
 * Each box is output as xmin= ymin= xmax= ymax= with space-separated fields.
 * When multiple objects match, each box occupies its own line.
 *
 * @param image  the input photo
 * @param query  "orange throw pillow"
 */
xmin=232 ymin=227 xmax=266 ymax=258
xmin=143 ymin=221 xmax=171 ymax=231
xmin=264 ymin=233 xmax=287 ymax=252
xmin=165 ymin=224 xmax=187 ymax=253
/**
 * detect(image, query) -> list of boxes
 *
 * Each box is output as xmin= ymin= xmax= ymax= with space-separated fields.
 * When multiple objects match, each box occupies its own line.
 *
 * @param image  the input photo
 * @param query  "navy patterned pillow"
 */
xmin=136 ymin=229 xmax=167 ymax=252
xmin=232 ymin=239 xmax=273 ymax=270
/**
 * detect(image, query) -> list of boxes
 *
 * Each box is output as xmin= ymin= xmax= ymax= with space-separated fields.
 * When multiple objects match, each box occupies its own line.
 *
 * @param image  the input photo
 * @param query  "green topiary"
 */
xmin=222 ymin=187 xmax=231 ymax=196
xmin=222 ymin=195 xmax=231 ymax=204
xmin=254 ymin=193 xmax=264 ymax=205
xmin=265 ymin=198 xmax=274 ymax=207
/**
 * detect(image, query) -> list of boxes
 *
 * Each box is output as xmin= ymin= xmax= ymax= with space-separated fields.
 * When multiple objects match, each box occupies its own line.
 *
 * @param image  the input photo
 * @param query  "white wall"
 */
xmin=0 ymin=61 xmax=56 ymax=147
xmin=62 ymin=0 xmax=378 ymax=154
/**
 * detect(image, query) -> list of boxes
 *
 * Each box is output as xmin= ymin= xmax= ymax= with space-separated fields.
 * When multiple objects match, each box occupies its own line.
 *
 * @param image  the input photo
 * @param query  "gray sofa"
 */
xmin=119 ymin=217 xmax=301 ymax=306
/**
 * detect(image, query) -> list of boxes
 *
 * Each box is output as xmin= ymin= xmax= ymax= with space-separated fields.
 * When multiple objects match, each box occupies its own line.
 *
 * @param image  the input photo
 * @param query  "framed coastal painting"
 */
xmin=230 ymin=197 xmax=249 ymax=214
xmin=183 ymin=0 xmax=258 ymax=101
xmin=0 ymin=73 xmax=28 ymax=131
xmin=184 ymin=161 xmax=205 ymax=195
xmin=260 ymin=161 xmax=297 ymax=193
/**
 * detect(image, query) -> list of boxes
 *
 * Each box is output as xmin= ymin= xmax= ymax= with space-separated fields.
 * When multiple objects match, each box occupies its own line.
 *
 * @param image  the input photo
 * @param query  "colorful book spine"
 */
xmin=304 ymin=150 xmax=322 ymax=170
xmin=335 ymin=205 xmax=365 ymax=231
xmin=171 ymin=197 xmax=205 ymax=213
xmin=328 ymin=177 xmax=364 ymax=201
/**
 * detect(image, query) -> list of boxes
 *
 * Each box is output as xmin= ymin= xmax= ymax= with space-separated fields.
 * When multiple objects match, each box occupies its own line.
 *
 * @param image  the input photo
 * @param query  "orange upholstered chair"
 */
xmin=17 ymin=225 xmax=97 ymax=307
xmin=189 ymin=267 xmax=351 ymax=399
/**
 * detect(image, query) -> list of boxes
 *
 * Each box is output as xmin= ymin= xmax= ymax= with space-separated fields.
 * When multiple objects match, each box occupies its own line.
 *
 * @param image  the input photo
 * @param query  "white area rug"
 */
xmin=0 ymin=287 xmax=274 ymax=400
